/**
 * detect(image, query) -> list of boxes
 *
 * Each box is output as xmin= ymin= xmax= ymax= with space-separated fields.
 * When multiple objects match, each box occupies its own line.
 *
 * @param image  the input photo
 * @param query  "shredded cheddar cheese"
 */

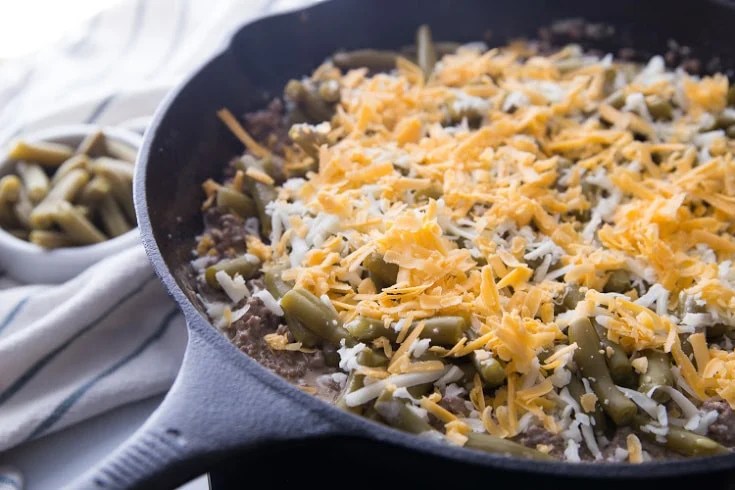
xmin=200 ymin=38 xmax=735 ymax=463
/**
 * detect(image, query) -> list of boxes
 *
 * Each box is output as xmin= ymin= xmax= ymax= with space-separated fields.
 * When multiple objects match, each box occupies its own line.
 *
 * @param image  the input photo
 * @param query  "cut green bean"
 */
xmin=238 ymin=156 xmax=278 ymax=237
xmin=0 ymin=175 xmax=22 ymax=203
xmin=569 ymin=317 xmax=637 ymax=426
xmin=105 ymin=140 xmax=138 ymax=164
xmin=555 ymin=284 xmax=585 ymax=314
xmin=638 ymin=349 xmax=674 ymax=402
xmin=52 ymin=155 xmax=88 ymax=185
xmin=363 ymin=253 xmax=398 ymax=290
xmin=593 ymin=319 xmax=635 ymax=387
xmin=465 ymin=432 xmax=554 ymax=461
xmin=285 ymin=79 xmax=334 ymax=122
xmin=472 ymin=351 xmax=506 ymax=388
xmin=103 ymin=171 xmax=135 ymax=223
xmin=53 ymin=201 xmax=107 ymax=245
xmin=345 ymin=316 xmax=396 ymax=342
xmin=29 ymin=229 xmax=75 ymax=249
xmin=633 ymin=415 xmax=729 ymax=457
xmin=289 ymin=123 xmax=329 ymax=159
xmin=30 ymin=168 xmax=90 ymax=228
xmin=400 ymin=41 xmax=461 ymax=58
xmin=78 ymin=176 xmax=111 ymax=206
xmin=8 ymin=140 xmax=74 ymax=166
xmin=90 ymin=157 xmax=135 ymax=181
xmin=263 ymin=267 xmax=318 ymax=346
xmin=216 ymin=186 xmax=256 ymax=218
xmin=280 ymin=288 xmax=353 ymax=346
xmin=16 ymin=162 xmax=49 ymax=203
xmin=645 ymin=96 xmax=673 ymax=120
xmin=13 ymin=186 xmax=33 ymax=228
xmin=205 ymin=256 xmax=261 ymax=289
xmin=417 ymin=316 xmax=467 ymax=346
xmin=99 ymin=194 xmax=131 ymax=237
xmin=374 ymin=394 xmax=436 ymax=435
xmin=0 ymin=204 xmax=19 ymax=228
xmin=414 ymin=183 xmax=443 ymax=202
xmin=357 ymin=348 xmax=389 ymax=367
xmin=332 ymin=49 xmax=400 ymax=72
xmin=566 ymin=374 xmax=607 ymax=434
xmin=416 ymin=24 xmax=437 ymax=77
xmin=603 ymin=269 xmax=632 ymax=293
xmin=336 ymin=371 xmax=365 ymax=412
xmin=76 ymin=130 xmax=107 ymax=157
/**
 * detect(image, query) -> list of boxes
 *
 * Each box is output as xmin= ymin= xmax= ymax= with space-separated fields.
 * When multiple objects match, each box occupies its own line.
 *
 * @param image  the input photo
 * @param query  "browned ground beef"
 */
xmin=203 ymin=209 xmax=251 ymax=260
xmin=243 ymin=98 xmax=289 ymax=154
xmin=703 ymin=400 xmax=735 ymax=446
xmin=220 ymin=282 xmax=326 ymax=382
xmin=602 ymin=427 xmax=682 ymax=461
xmin=513 ymin=425 xmax=566 ymax=459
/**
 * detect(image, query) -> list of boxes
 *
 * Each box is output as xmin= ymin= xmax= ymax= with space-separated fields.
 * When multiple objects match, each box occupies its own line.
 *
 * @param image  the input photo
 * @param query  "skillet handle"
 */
xmin=69 ymin=311 xmax=344 ymax=490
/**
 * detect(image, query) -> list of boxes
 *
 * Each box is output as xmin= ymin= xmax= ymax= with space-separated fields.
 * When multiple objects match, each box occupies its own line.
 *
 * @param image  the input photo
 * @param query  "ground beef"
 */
xmin=438 ymin=393 xmax=470 ymax=417
xmin=602 ymin=426 xmax=682 ymax=461
xmin=222 ymin=293 xmax=326 ymax=382
xmin=703 ymin=400 xmax=735 ymax=447
xmin=513 ymin=424 xmax=566 ymax=459
xmin=202 ymin=209 xmax=251 ymax=259
xmin=243 ymin=98 xmax=290 ymax=154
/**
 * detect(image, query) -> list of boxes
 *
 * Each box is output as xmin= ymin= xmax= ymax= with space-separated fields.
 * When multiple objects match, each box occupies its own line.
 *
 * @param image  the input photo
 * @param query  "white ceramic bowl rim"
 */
xmin=0 ymin=124 xmax=143 ymax=259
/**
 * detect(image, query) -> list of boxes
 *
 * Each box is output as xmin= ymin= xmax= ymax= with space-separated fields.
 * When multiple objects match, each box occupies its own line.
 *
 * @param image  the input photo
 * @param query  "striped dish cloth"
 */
xmin=0 ymin=0 xmax=320 ymax=487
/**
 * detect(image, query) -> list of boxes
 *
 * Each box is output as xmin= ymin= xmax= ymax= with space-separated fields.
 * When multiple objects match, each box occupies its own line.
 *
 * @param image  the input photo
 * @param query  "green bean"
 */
xmin=416 ymin=24 xmax=437 ymax=78
xmin=345 ymin=316 xmax=396 ymax=342
xmin=645 ymin=96 xmax=673 ymax=120
xmin=317 ymin=80 xmax=341 ymax=103
xmin=465 ymin=432 xmax=554 ymax=461
xmin=0 ymin=175 xmax=22 ymax=203
xmin=374 ymin=394 xmax=436 ymax=435
xmin=593 ymin=319 xmax=636 ymax=387
xmin=716 ymin=112 xmax=735 ymax=130
xmin=216 ymin=186 xmax=256 ymax=218
xmin=400 ymin=41 xmax=461 ymax=58
xmin=98 ymin=194 xmax=131 ymax=237
xmin=16 ymin=162 xmax=49 ymax=203
xmin=363 ymin=253 xmax=398 ymax=290
xmin=284 ymin=79 xmax=334 ymax=122
xmin=105 ymin=140 xmax=138 ymax=164
xmin=52 ymin=155 xmax=88 ymax=185
xmin=8 ymin=140 xmax=74 ymax=167
xmin=406 ymin=383 xmax=434 ymax=399
xmin=472 ymin=351 xmax=506 ymax=388
xmin=53 ymin=201 xmax=107 ymax=245
xmin=569 ymin=317 xmax=637 ymax=426
xmin=418 ymin=316 xmax=467 ymax=347
xmin=726 ymin=126 xmax=735 ymax=139
xmin=566 ymin=374 xmax=607 ymax=434
xmin=555 ymin=284 xmax=585 ymax=314
xmin=13 ymin=186 xmax=33 ymax=228
xmin=603 ymin=269 xmax=632 ymax=293
xmin=414 ymin=183 xmax=443 ymax=202
xmin=263 ymin=267 xmax=319 ymax=346
xmin=205 ymin=256 xmax=261 ymax=289
xmin=336 ymin=371 xmax=365 ymax=413
xmin=90 ymin=157 xmax=134 ymax=181
xmin=638 ymin=350 xmax=674 ymax=402
xmin=332 ymin=49 xmax=400 ymax=72
xmin=78 ymin=176 xmax=111 ymax=206
xmin=30 ymin=168 xmax=90 ymax=228
xmin=29 ymin=229 xmax=75 ymax=249
xmin=633 ymin=415 xmax=729 ymax=457
xmin=238 ymin=156 xmax=278 ymax=237
xmin=288 ymin=123 xmax=329 ymax=159
xmin=357 ymin=348 xmax=389 ymax=367
xmin=76 ymin=130 xmax=107 ymax=157
xmin=103 ymin=170 xmax=135 ymax=223
xmin=280 ymin=288 xmax=353 ymax=346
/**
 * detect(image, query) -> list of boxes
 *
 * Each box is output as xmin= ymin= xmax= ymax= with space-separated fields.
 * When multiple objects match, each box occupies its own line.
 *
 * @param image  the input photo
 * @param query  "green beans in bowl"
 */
xmin=0 ymin=125 xmax=142 ymax=283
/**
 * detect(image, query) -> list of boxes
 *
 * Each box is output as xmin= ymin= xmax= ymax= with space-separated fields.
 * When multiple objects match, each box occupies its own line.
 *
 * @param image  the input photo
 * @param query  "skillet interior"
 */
xmin=142 ymin=0 xmax=735 ymax=482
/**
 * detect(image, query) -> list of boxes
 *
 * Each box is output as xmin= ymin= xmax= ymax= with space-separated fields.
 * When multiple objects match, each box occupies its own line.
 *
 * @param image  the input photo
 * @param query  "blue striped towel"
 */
xmin=0 ymin=0 xmax=322 ymax=487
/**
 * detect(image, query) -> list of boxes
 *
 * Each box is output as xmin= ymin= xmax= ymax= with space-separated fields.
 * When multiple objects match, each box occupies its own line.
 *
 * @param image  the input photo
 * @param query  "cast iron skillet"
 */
xmin=73 ymin=0 xmax=735 ymax=488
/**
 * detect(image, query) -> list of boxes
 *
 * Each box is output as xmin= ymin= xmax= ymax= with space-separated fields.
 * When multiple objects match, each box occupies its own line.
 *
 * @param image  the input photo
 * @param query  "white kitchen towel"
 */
xmin=0 ymin=0 xmax=322 ymax=482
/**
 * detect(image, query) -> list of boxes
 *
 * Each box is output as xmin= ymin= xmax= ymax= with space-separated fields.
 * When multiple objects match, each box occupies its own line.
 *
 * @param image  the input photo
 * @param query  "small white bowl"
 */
xmin=0 ymin=125 xmax=143 ymax=284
